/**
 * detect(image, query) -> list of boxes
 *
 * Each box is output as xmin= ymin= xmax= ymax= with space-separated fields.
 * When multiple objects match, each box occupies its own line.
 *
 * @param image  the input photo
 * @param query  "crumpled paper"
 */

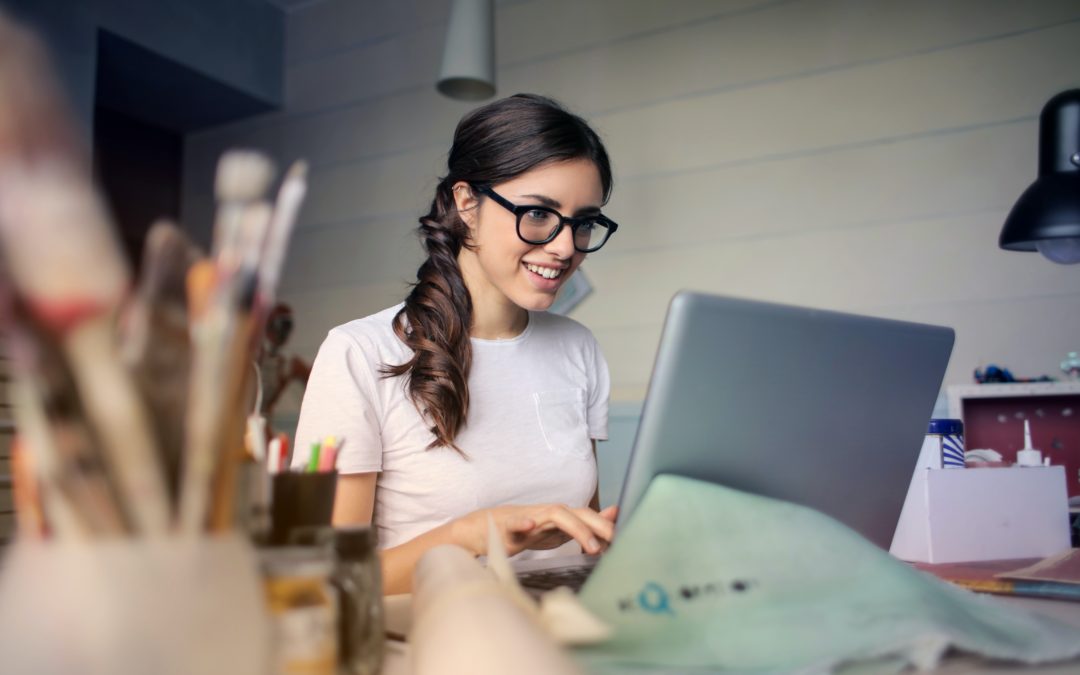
xmin=575 ymin=475 xmax=1080 ymax=674
xmin=485 ymin=516 xmax=613 ymax=645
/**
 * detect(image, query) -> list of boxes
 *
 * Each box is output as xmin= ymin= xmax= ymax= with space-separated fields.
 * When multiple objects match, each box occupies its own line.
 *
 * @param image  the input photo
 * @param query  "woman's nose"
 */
xmin=544 ymin=224 xmax=576 ymax=258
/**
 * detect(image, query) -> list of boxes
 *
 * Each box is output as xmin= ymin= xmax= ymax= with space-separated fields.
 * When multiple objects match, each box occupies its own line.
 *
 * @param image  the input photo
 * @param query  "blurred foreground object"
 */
xmin=411 ymin=545 xmax=586 ymax=675
xmin=0 ymin=534 xmax=270 ymax=675
xmin=0 ymin=12 xmax=309 ymax=674
xmin=0 ymin=11 xmax=307 ymax=537
xmin=0 ymin=10 xmax=168 ymax=536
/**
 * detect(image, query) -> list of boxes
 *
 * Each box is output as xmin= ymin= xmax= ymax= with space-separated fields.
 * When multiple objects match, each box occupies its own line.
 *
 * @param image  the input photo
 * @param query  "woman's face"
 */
xmin=455 ymin=158 xmax=604 ymax=314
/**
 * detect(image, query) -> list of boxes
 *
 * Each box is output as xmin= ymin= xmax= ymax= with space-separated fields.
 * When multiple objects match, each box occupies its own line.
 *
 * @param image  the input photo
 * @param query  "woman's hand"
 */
xmin=453 ymin=504 xmax=618 ymax=558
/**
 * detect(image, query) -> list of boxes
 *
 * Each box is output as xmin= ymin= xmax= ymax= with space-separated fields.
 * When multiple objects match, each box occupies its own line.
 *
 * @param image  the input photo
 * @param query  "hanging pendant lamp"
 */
xmin=436 ymin=0 xmax=495 ymax=101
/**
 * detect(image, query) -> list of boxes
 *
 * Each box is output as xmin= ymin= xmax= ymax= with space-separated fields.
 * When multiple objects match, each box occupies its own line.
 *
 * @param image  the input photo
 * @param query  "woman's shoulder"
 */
xmin=324 ymin=303 xmax=408 ymax=356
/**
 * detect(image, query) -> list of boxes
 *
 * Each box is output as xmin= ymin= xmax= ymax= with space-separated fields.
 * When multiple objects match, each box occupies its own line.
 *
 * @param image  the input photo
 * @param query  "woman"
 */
xmin=293 ymin=94 xmax=620 ymax=594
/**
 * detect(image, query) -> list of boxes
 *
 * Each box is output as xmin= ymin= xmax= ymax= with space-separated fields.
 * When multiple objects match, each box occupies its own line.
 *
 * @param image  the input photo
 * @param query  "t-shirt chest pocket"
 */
xmin=533 ymin=388 xmax=590 ymax=457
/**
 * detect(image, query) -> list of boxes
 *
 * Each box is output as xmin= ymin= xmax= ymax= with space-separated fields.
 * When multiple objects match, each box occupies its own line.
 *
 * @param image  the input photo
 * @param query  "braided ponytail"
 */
xmin=381 ymin=181 xmax=474 ymax=450
xmin=384 ymin=94 xmax=613 ymax=451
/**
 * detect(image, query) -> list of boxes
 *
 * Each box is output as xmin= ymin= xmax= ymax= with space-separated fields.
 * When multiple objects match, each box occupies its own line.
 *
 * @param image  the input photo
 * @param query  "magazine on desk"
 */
xmin=916 ymin=552 xmax=1080 ymax=602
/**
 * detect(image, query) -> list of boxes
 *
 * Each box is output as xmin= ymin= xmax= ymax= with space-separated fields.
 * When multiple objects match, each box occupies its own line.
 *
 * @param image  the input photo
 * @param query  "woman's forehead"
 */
xmin=497 ymin=159 xmax=603 ymax=205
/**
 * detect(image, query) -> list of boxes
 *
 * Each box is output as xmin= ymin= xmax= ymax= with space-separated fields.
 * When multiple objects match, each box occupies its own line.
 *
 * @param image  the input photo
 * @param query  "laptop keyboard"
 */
xmin=518 ymin=564 xmax=594 ymax=593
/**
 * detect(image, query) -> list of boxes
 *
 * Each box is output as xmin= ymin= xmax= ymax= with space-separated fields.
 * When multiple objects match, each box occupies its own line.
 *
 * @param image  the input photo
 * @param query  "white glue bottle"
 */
xmin=1015 ymin=420 xmax=1044 ymax=467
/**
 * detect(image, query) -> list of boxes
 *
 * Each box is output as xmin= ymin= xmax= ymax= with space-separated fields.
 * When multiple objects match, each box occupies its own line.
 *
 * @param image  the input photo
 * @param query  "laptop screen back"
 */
xmin=615 ymin=292 xmax=954 ymax=549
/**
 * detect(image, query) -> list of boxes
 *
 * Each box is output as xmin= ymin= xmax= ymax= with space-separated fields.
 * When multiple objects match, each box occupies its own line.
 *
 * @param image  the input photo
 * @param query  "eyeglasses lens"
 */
xmin=518 ymin=209 xmax=610 ymax=251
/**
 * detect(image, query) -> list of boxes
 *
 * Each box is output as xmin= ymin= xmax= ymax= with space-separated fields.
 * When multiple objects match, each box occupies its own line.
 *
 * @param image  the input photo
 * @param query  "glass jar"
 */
xmin=333 ymin=526 xmax=385 ymax=675
xmin=261 ymin=547 xmax=339 ymax=675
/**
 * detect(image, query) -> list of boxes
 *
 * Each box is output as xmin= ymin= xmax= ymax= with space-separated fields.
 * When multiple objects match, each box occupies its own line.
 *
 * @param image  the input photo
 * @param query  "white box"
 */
xmin=890 ymin=466 xmax=1071 ymax=564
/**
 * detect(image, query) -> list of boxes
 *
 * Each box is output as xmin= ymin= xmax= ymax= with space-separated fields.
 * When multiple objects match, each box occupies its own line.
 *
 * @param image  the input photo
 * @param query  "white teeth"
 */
xmin=526 ymin=263 xmax=562 ymax=279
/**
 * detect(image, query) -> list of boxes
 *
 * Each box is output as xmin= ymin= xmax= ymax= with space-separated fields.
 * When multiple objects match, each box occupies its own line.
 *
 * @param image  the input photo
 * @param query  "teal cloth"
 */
xmin=575 ymin=475 xmax=1080 ymax=674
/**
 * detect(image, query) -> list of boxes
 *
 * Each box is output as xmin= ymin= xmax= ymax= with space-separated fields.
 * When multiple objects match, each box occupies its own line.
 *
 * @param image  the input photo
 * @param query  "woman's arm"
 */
xmin=334 ymin=473 xmax=450 ymax=594
xmin=332 ymin=473 xmax=377 ymax=526
xmin=333 ymin=472 xmax=616 ymax=595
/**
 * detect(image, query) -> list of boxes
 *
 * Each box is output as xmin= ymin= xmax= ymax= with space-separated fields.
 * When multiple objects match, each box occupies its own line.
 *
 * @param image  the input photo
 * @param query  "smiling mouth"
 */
xmin=524 ymin=263 xmax=564 ymax=280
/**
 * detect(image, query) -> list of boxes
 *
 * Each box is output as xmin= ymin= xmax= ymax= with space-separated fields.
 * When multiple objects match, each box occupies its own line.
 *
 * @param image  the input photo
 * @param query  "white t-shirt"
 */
xmin=292 ymin=304 xmax=611 ymax=551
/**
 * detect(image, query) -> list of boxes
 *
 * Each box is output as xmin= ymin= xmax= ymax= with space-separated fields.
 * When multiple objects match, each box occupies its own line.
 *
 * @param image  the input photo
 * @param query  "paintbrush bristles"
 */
xmin=0 ymin=166 xmax=129 ymax=307
xmin=214 ymin=151 xmax=276 ymax=203
xmin=0 ymin=16 xmax=84 ymax=164
xmin=283 ymin=160 xmax=308 ymax=185
xmin=211 ymin=151 xmax=276 ymax=266
xmin=185 ymin=261 xmax=217 ymax=322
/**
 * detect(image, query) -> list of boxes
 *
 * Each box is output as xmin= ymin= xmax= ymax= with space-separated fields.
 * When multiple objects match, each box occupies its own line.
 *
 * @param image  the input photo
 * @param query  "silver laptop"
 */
xmin=514 ymin=291 xmax=955 ymax=591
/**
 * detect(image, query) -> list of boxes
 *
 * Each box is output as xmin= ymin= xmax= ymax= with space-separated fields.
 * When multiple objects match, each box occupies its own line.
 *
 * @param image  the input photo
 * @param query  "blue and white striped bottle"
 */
xmin=927 ymin=419 xmax=965 ymax=468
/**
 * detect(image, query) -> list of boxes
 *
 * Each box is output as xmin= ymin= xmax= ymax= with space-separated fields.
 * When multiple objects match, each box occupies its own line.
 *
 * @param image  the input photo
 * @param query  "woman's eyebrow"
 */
xmin=519 ymin=193 xmax=602 ymax=215
xmin=520 ymin=193 xmax=561 ymax=208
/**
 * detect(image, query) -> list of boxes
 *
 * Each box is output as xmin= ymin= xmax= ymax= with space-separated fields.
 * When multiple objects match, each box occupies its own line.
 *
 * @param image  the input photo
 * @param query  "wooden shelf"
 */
xmin=947 ymin=382 xmax=1080 ymax=415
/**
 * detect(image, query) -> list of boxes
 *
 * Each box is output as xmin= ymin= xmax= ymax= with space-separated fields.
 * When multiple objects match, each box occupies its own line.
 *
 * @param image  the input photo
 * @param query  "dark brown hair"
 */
xmin=382 ymin=94 xmax=613 ymax=450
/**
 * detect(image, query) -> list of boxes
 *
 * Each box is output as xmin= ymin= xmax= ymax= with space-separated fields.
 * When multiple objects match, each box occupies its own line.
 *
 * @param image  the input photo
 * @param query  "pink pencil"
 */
xmin=318 ymin=437 xmax=340 ymax=472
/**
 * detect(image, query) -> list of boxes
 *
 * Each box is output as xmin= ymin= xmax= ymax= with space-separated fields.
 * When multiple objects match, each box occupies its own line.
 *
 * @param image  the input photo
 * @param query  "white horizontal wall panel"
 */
xmin=591 ymin=21 xmax=1080 ymax=180
xmin=502 ymin=0 xmax=1080 ymax=121
xmin=595 ymin=292 xmax=1080 ymax=402
xmin=602 ymin=120 xmax=1034 ymax=255
xmin=278 ymin=215 xmax=425 ymax=294
xmin=282 ymin=281 xmax=413 ymax=358
xmin=295 ymin=146 xmax=442 ymax=228
xmin=286 ymin=0 xmax=449 ymax=66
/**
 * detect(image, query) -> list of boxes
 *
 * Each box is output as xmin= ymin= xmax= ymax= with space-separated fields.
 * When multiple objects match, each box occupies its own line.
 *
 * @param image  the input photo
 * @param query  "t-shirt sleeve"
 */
xmin=586 ymin=334 xmax=610 ymax=441
xmin=292 ymin=327 xmax=384 ymax=474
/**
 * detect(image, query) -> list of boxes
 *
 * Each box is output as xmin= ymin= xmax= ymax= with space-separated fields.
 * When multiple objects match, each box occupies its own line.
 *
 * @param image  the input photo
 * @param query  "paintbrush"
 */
xmin=178 ymin=151 xmax=275 ymax=534
xmin=257 ymin=161 xmax=308 ymax=306
xmin=0 ymin=17 xmax=170 ymax=536
xmin=205 ymin=162 xmax=308 ymax=530
xmin=212 ymin=151 xmax=276 ymax=268
xmin=0 ymin=14 xmax=82 ymax=166
xmin=0 ymin=285 xmax=128 ymax=537
xmin=119 ymin=221 xmax=204 ymax=504
xmin=207 ymin=200 xmax=276 ymax=531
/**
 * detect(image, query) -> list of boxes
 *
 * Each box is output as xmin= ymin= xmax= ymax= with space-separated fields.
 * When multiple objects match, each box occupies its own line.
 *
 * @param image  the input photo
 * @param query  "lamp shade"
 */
xmin=436 ymin=0 xmax=495 ymax=101
xmin=999 ymin=89 xmax=1080 ymax=264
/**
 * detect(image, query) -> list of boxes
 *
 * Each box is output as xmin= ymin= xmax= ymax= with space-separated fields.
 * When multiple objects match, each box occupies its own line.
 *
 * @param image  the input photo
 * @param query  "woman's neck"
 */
xmin=469 ymin=295 xmax=529 ymax=340
xmin=459 ymin=250 xmax=529 ymax=340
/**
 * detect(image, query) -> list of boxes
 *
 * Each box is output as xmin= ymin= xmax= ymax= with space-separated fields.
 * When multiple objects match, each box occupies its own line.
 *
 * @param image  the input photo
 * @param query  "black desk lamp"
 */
xmin=999 ymin=89 xmax=1080 ymax=264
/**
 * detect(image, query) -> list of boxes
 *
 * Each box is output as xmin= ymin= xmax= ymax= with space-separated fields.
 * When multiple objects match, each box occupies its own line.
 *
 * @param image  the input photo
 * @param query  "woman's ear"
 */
xmin=451 ymin=181 xmax=478 ymax=226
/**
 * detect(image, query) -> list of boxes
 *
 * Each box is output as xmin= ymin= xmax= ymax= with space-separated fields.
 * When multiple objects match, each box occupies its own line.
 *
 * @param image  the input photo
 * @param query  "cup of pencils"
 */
xmin=266 ymin=437 xmax=342 ymax=546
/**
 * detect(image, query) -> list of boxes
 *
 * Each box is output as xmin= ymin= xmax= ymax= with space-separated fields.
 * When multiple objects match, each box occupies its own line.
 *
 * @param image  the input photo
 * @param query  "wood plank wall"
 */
xmin=182 ymin=0 xmax=1080 ymax=418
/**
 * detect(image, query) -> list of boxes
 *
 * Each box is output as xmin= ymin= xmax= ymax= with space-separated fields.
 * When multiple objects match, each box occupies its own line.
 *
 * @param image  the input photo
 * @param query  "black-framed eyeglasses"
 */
xmin=473 ymin=185 xmax=618 ymax=253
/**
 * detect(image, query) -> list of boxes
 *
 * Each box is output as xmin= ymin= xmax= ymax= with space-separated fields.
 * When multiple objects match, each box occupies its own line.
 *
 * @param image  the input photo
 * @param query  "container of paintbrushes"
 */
xmin=0 ymin=534 xmax=272 ymax=675
xmin=0 ymin=13 xmax=309 ymax=675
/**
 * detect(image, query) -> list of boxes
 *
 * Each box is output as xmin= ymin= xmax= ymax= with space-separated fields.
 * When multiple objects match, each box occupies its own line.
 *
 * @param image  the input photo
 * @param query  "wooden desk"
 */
xmin=379 ymin=592 xmax=1080 ymax=674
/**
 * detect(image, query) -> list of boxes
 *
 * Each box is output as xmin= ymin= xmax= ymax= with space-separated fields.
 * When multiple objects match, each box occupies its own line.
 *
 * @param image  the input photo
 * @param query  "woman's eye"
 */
xmin=525 ymin=209 xmax=552 ymax=222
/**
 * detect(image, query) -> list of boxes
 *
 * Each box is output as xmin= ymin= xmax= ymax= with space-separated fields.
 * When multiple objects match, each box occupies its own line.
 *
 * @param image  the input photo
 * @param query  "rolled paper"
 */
xmin=411 ymin=545 xmax=582 ymax=675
